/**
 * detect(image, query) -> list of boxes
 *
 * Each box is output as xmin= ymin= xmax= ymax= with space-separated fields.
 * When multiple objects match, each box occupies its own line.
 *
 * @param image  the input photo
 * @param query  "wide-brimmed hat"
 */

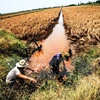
xmin=62 ymin=52 xmax=69 ymax=60
xmin=16 ymin=59 xmax=28 ymax=68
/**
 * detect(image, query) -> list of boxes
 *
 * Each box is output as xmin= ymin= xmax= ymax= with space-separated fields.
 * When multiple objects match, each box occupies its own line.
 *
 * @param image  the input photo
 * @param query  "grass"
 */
xmin=65 ymin=74 xmax=100 ymax=100
xmin=0 ymin=29 xmax=27 ymax=70
xmin=0 ymin=29 xmax=26 ymax=56
xmin=29 ymin=74 xmax=100 ymax=100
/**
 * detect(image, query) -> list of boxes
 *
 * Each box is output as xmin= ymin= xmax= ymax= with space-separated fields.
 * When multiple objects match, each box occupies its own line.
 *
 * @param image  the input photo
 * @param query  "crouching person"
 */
xmin=6 ymin=59 xmax=37 ymax=88
xmin=49 ymin=51 xmax=72 ymax=82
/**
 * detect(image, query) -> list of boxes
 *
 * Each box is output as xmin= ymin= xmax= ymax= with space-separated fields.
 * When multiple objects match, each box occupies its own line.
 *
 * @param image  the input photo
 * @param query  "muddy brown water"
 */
xmin=29 ymin=11 xmax=72 ymax=72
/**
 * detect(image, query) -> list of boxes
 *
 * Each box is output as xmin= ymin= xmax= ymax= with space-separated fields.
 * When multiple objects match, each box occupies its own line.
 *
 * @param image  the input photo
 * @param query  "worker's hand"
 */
xmin=63 ymin=75 xmax=68 ymax=81
xmin=59 ymin=69 xmax=62 ymax=72
xmin=30 ymin=78 xmax=37 ymax=83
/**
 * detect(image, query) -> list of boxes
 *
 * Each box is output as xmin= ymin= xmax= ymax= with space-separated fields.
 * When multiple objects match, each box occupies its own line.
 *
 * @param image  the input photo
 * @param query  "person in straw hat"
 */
xmin=49 ymin=49 xmax=72 ymax=82
xmin=6 ymin=59 xmax=37 ymax=88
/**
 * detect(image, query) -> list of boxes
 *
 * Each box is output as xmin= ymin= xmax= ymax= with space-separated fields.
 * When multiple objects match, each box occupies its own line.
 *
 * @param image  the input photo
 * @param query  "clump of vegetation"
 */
xmin=30 ymin=74 xmax=100 ymax=100
xmin=0 ymin=29 xmax=26 ymax=56
xmin=65 ymin=45 xmax=100 ymax=86
xmin=0 ymin=29 xmax=27 ymax=72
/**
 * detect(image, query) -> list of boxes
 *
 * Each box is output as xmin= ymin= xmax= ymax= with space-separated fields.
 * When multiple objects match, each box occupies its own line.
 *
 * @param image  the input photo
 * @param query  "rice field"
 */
xmin=63 ymin=6 xmax=100 ymax=52
xmin=0 ymin=8 xmax=60 ymax=41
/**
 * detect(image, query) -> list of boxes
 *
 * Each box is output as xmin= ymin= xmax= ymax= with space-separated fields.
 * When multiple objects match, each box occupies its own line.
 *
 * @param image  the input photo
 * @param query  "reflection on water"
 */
xmin=29 ymin=11 xmax=71 ymax=70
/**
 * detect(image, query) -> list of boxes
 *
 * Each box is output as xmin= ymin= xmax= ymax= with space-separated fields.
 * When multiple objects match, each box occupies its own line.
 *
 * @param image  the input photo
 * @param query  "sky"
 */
xmin=0 ymin=0 xmax=96 ymax=14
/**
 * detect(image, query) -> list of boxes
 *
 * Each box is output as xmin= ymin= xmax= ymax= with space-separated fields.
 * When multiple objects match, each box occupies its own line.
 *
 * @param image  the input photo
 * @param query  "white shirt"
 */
xmin=6 ymin=66 xmax=21 ymax=83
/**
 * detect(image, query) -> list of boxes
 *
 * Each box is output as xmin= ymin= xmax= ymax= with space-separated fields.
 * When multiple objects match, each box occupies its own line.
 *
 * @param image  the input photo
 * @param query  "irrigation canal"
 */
xmin=29 ymin=11 xmax=72 ymax=71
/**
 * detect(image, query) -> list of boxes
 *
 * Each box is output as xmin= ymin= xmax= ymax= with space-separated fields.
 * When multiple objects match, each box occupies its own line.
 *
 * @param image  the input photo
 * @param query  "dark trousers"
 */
xmin=8 ymin=78 xmax=25 ymax=89
xmin=51 ymin=65 xmax=59 ymax=74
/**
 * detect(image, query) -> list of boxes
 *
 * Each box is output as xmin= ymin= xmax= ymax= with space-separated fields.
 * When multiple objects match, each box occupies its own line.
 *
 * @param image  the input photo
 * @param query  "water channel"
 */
xmin=29 ymin=11 xmax=72 ymax=71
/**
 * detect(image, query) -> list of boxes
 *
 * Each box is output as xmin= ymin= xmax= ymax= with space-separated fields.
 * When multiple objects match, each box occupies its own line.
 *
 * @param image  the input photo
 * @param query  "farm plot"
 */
xmin=63 ymin=6 xmax=100 ymax=52
xmin=0 ymin=8 xmax=60 ymax=41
